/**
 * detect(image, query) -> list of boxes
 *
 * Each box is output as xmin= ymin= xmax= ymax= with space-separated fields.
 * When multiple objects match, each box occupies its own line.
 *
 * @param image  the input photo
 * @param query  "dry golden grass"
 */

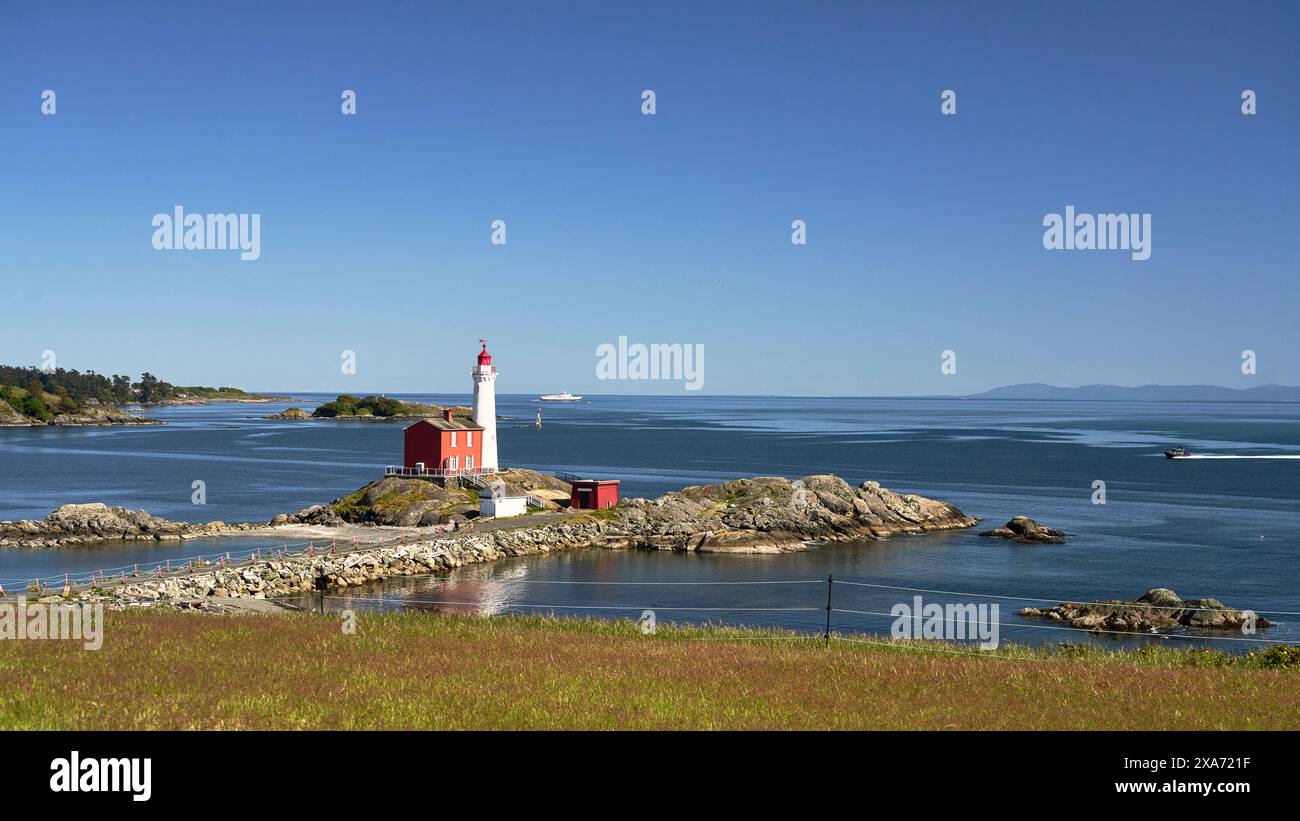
xmin=1 ymin=611 xmax=1297 ymax=730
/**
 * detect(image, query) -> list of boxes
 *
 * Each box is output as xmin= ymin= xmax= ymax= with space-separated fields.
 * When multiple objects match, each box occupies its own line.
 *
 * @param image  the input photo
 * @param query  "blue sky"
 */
xmin=2 ymin=0 xmax=1297 ymax=396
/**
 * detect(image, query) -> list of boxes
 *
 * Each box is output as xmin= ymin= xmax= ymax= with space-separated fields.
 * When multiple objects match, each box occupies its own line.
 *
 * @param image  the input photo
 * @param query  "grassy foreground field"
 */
xmin=1 ymin=611 xmax=1298 ymax=730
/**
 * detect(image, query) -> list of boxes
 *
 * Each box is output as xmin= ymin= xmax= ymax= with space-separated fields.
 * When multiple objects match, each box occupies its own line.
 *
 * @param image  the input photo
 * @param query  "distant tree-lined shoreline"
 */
xmin=0 ymin=364 xmax=280 ymax=423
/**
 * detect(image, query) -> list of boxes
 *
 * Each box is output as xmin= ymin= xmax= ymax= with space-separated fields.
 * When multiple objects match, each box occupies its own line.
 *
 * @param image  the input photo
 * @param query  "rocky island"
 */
xmin=268 ymin=394 xmax=474 ymax=421
xmin=979 ymin=516 xmax=1066 ymax=544
xmin=609 ymin=474 xmax=976 ymax=552
xmin=1018 ymin=588 xmax=1266 ymax=633
xmin=1 ymin=473 xmax=977 ymax=553
xmin=266 ymin=407 xmax=312 ymax=420
xmin=269 ymin=473 xmax=975 ymax=551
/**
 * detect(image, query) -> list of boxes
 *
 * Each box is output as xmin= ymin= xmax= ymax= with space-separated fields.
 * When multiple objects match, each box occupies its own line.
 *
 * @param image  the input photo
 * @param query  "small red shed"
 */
xmin=403 ymin=410 xmax=484 ymax=474
xmin=569 ymin=479 xmax=620 ymax=510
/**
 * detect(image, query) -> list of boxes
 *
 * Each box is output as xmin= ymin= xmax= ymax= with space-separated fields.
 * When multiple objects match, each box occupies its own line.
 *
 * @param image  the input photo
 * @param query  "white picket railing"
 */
xmin=383 ymin=465 xmax=497 ymax=479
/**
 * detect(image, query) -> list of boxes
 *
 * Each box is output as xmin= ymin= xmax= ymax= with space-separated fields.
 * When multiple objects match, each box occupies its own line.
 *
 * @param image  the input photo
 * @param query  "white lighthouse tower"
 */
xmin=471 ymin=339 xmax=499 ymax=471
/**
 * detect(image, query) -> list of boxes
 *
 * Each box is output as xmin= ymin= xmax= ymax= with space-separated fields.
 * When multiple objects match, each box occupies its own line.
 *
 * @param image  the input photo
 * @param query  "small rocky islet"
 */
xmin=979 ymin=516 xmax=1066 ymax=544
xmin=1018 ymin=588 xmax=1265 ymax=633
xmin=266 ymin=395 xmax=475 ymax=422
xmin=265 ymin=407 xmax=312 ymax=420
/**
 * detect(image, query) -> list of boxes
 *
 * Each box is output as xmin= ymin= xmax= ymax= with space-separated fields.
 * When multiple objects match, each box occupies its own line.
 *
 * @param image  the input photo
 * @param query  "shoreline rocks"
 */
xmin=97 ymin=520 xmax=613 ymax=605
xmin=604 ymin=475 xmax=976 ymax=553
xmin=980 ymin=516 xmax=1065 ymax=544
xmin=0 ymin=504 xmax=254 ymax=548
xmin=1017 ymin=588 xmax=1267 ymax=633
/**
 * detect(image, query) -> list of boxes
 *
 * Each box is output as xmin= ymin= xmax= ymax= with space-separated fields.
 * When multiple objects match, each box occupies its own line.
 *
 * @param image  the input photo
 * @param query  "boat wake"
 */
xmin=1176 ymin=454 xmax=1300 ymax=460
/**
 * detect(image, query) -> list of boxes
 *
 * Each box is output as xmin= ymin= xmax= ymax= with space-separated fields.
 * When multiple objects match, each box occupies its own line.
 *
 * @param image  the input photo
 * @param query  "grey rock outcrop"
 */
xmin=300 ymin=477 xmax=481 ymax=527
xmin=1017 ymin=588 xmax=1267 ymax=632
xmin=980 ymin=516 xmax=1066 ymax=544
xmin=266 ymin=407 xmax=311 ymax=420
xmin=271 ymin=504 xmax=345 ymax=527
xmin=0 ymin=504 xmax=251 ymax=548
xmin=608 ymin=474 xmax=976 ymax=552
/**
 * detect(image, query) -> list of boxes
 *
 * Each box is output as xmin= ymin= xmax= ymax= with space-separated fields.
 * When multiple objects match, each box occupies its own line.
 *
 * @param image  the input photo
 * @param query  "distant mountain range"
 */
xmin=967 ymin=383 xmax=1300 ymax=402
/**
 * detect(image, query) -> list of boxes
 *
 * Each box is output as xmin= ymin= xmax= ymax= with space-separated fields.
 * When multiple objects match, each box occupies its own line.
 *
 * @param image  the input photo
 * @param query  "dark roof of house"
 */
xmin=407 ymin=417 xmax=484 ymax=432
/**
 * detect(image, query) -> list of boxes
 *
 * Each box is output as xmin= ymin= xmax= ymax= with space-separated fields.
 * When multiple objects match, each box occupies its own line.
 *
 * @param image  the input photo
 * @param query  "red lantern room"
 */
xmin=477 ymin=339 xmax=492 ymax=368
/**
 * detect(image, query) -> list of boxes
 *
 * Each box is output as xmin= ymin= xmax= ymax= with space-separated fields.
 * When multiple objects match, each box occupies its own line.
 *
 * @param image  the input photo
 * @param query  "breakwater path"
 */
xmin=9 ymin=512 xmax=598 ymax=604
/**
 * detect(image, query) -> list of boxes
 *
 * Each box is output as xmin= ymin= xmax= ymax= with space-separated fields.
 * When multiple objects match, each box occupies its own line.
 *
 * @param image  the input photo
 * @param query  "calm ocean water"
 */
xmin=2 ymin=394 xmax=1297 ymax=649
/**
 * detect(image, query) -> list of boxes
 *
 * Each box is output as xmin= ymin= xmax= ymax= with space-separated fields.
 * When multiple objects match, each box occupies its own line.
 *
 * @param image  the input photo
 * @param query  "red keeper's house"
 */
xmin=403 ymin=410 xmax=484 ymax=474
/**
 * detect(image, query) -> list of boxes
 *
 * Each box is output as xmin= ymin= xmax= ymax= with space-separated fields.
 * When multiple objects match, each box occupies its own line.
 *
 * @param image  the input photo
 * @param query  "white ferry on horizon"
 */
xmin=539 ymin=391 xmax=583 ymax=402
